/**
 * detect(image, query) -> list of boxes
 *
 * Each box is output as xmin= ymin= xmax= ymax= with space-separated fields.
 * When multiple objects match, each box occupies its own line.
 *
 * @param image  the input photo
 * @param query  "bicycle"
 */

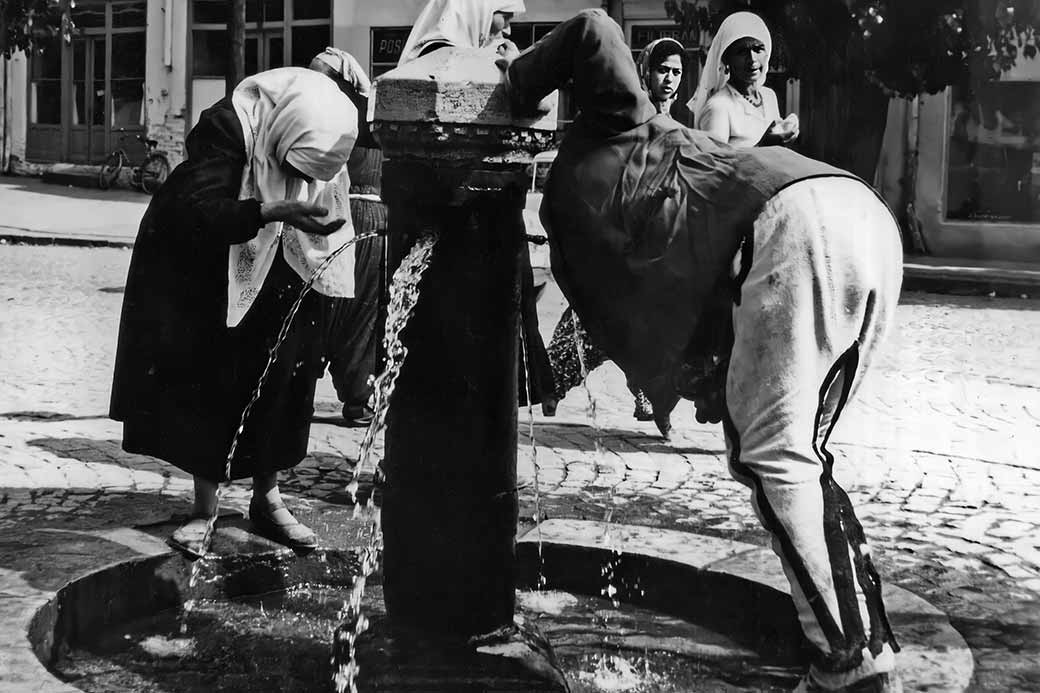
xmin=98 ymin=129 xmax=171 ymax=194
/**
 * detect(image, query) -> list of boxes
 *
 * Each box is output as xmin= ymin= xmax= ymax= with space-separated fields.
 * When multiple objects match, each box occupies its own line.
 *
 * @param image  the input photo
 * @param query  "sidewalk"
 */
xmin=0 ymin=175 xmax=148 ymax=248
xmin=3 ymin=176 xmax=1040 ymax=295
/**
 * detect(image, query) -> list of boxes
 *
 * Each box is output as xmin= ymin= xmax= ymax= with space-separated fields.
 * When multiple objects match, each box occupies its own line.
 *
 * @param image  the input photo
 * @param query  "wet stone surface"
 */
xmin=2 ymin=244 xmax=1040 ymax=690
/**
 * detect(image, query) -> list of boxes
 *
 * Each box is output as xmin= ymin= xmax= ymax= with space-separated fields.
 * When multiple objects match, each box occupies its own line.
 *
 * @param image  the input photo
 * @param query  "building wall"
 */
xmin=2 ymin=0 xmax=188 ymax=172
xmin=144 ymin=0 xmax=189 ymax=168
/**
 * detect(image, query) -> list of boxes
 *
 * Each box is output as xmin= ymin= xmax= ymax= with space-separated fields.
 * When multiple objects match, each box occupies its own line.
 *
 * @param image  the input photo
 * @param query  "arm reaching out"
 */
xmin=498 ymin=9 xmax=655 ymax=135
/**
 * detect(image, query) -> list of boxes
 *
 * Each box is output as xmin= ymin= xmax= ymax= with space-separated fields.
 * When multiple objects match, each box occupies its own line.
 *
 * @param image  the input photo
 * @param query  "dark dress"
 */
xmin=110 ymin=97 xmax=340 ymax=483
xmin=517 ymin=241 xmax=555 ymax=407
xmin=326 ymin=142 xmax=387 ymax=411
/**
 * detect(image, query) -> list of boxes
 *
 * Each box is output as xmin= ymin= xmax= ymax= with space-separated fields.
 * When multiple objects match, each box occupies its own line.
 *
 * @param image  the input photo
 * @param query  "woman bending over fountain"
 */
xmin=497 ymin=11 xmax=902 ymax=693
xmin=110 ymin=67 xmax=360 ymax=557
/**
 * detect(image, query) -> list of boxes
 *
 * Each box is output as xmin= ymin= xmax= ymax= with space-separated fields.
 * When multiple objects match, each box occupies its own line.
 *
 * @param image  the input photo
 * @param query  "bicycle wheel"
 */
xmin=138 ymin=153 xmax=171 ymax=194
xmin=98 ymin=152 xmax=124 ymax=190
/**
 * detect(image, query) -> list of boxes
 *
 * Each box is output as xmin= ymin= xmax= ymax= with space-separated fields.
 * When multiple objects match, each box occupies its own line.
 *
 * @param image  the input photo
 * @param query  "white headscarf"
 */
xmin=398 ymin=0 xmax=526 ymax=65
xmin=688 ymin=12 xmax=772 ymax=128
xmin=228 ymin=67 xmax=358 ymax=327
xmin=310 ymin=47 xmax=372 ymax=98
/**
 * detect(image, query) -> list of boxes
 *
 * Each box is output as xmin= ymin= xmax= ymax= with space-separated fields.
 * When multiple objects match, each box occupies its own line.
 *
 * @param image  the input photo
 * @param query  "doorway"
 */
xmin=25 ymin=1 xmax=147 ymax=164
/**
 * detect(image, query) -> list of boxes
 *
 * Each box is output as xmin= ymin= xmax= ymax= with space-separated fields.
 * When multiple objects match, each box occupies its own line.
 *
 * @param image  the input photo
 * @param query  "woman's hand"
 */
xmin=494 ymin=39 xmax=520 ymax=72
xmin=261 ymin=201 xmax=346 ymax=236
xmin=762 ymin=114 xmax=799 ymax=145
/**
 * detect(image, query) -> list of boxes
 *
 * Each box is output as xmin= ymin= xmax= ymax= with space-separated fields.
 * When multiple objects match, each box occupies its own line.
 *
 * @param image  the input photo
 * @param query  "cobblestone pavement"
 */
xmin=2 ymin=244 xmax=1040 ymax=691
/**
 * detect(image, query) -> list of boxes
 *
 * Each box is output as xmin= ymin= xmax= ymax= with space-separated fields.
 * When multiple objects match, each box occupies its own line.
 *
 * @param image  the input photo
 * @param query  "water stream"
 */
xmin=571 ymin=321 xmax=656 ymax=691
xmin=334 ymin=232 xmax=439 ymax=693
xmin=178 ymin=232 xmax=382 ymax=633
xmin=519 ymin=329 xmax=547 ymax=591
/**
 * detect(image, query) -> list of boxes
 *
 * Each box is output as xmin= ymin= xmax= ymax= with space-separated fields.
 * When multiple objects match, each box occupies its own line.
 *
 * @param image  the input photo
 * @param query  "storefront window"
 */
xmin=947 ymin=82 xmax=1040 ymax=223
xmin=192 ymin=0 xmax=330 ymax=77
xmin=111 ymin=32 xmax=146 ymax=126
xmin=29 ymin=38 xmax=63 ymax=125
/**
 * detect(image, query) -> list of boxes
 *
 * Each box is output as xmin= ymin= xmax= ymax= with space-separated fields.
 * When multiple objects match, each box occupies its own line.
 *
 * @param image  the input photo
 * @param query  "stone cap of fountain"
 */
xmin=369 ymin=46 xmax=559 ymax=167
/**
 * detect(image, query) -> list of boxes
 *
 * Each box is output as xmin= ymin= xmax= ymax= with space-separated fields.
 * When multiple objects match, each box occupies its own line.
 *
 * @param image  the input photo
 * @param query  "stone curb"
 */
xmin=0 ymin=227 xmax=135 ymax=249
xmin=519 ymin=519 xmax=975 ymax=692
xmin=903 ymin=261 xmax=1040 ymax=297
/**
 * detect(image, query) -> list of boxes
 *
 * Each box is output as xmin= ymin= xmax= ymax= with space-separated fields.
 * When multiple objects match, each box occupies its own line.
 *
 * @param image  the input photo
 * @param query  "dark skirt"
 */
xmin=121 ymin=252 xmax=338 ymax=482
xmin=327 ymin=196 xmax=387 ymax=408
xmin=518 ymin=242 xmax=555 ymax=406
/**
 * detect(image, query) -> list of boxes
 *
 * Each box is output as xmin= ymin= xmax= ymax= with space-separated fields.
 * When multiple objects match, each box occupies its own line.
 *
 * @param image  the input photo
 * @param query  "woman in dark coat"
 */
xmin=110 ymin=67 xmax=359 ymax=556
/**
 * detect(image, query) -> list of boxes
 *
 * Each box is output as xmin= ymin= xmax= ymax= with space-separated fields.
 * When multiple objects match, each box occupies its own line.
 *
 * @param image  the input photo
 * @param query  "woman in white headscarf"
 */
xmin=111 ymin=67 xmax=358 ymax=557
xmin=398 ymin=0 xmax=526 ymax=64
xmin=689 ymin=11 xmax=799 ymax=148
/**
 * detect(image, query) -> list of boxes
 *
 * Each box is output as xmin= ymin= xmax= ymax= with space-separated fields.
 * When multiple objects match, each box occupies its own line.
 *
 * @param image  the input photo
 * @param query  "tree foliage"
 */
xmin=1 ymin=0 xmax=74 ymax=58
xmin=664 ymin=0 xmax=1040 ymax=98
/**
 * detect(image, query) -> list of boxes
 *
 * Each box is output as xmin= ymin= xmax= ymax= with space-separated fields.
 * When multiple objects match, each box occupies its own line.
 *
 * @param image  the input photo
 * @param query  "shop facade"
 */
xmin=878 ymin=54 xmax=1040 ymax=262
xmin=2 ymin=0 xmax=1037 ymax=261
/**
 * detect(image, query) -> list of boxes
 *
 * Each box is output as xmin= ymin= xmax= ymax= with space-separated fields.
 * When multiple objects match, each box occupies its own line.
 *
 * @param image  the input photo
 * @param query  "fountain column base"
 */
xmin=335 ymin=616 xmax=569 ymax=692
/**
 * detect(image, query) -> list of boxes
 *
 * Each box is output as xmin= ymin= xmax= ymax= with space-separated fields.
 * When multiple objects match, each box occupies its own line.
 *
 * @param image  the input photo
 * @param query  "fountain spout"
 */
xmin=346 ymin=45 xmax=566 ymax=691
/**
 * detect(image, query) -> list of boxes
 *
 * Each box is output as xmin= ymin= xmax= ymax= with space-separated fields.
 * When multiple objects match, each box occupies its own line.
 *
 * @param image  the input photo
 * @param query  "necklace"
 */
xmin=741 ymin=89 xmax=762 ymax=108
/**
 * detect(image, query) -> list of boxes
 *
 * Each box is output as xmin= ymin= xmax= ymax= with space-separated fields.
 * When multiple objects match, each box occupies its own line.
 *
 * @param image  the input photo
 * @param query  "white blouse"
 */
xmin=699 ymin=83 xmax=781 ymax=148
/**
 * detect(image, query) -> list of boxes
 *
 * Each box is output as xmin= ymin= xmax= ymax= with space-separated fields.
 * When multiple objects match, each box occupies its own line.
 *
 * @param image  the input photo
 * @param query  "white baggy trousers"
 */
xmin=725 ymin=177 xmax=903 ymax=686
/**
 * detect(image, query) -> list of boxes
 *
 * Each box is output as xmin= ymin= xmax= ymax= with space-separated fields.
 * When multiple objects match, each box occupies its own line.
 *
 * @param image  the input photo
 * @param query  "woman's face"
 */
xmin=723 ymin=36 xmax=767 ymax=89
xmin=648 ymin=53 xmax=683 ymax=103
xmin=489 ymin=11 xmax=513 ymax=40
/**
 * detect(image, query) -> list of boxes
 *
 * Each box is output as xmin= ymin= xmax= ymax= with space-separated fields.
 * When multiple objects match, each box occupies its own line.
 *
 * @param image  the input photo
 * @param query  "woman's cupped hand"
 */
xmin=261 ymin=200 xmax=346 ymax=236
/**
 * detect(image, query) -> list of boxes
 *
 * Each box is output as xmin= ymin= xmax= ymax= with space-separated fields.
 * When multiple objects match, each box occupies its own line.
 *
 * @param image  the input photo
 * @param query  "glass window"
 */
xmin=245 ymin=36 xmax=260 ymax=75
xmin=193 ymin=29 xmax=229 ymax=77
xmin=31 ymin=81 xmax=62 ymax=124
xmin=291 ymin=24 xmax=329 ymax=67
xmin=92 ymin=37 xmax=107 ymax=126
xmin=293 ymin=0 xmax=330 ymax=20
xmin=31 ymin=39 xmax=63 ymax=80
xmin=111 ymin=78 xmax=144 ymax=126
xmin=193 ymin=0 xmax=228 ymax=25
xmin=269 ymin=36 xmax=285 ymax=68
xmin=112 ymin=1 xmax=147 ymax=28
xmin=111 ymin=33 xmax=146 ymax=79
xmin=947 ymin=82 xmax=1040 ymax=223
xmin=111 ymin=33 xmax=144 ymax=126
xmin=73 ymin=3 xmax=107 ymax=29
xmin=265 ymin=0 xmax=285 ymax=22
xmin=30 ymin=37 xmax=63 ymax=125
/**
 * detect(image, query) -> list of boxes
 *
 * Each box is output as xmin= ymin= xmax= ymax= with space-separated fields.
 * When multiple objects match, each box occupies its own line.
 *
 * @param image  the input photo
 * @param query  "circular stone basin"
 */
xmin=30 ymin=521 xmax=972 ymax=692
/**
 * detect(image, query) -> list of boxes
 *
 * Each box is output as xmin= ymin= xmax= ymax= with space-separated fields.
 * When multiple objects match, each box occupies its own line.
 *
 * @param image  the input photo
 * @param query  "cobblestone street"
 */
xmin=2 ymin=243 xmax=1040 ymax=690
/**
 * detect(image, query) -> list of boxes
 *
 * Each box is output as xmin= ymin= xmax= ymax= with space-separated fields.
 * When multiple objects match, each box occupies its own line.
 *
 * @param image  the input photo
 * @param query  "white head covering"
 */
xmin=310 ymin=47 xmax=372 ymax=98
xmin=688 ymin=11 xmax=772 ymax=128
xmin=398 ymin=0 xmax=526 ymax=65
xmin=228 ymin=67 xmax=359 ymax=327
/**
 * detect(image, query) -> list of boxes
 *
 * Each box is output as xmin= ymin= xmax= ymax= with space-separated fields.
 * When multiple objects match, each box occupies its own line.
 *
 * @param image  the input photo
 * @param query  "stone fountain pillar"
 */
xmin=351 ymin=47 xmax=567 ymax=691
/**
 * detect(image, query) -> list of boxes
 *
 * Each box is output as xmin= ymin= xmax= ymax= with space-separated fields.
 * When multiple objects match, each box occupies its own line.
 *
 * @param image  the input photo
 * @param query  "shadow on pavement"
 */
xmin=0 ymin=177 xmax=151 ymax=204
xmin=24 ymin=436 xmax=357 ymax=507
xmin=529 ymin=422 xmax=725 ymax=455
xmin=2 ymin=411 xmax=110 ymax=422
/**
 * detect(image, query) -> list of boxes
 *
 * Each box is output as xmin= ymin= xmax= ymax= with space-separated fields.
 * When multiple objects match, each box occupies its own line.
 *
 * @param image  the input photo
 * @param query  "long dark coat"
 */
xmin=110 ymin=98 xmax=338 ymax=482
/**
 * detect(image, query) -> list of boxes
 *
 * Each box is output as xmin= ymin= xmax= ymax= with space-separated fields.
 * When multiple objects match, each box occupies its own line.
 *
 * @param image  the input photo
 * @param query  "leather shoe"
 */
xmin=249 ymin=498 xmax=318 ymax=552
xmin=168 ymin=515 xmax=213 ymax=559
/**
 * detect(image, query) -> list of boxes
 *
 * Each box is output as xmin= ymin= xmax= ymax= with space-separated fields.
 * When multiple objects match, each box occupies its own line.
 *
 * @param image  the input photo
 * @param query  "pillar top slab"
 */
xmin=370 ymin=46 xmax=558 ymax=167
